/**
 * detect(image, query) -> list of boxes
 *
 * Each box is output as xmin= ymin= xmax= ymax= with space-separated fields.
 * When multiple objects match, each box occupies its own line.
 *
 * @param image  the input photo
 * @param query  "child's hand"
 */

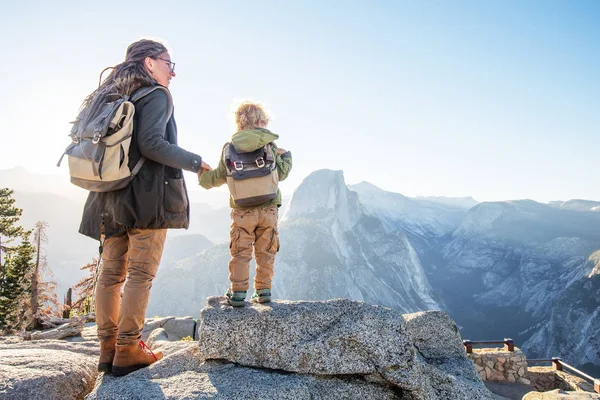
xmin=277 ymin=148 xmax=287 ymax=155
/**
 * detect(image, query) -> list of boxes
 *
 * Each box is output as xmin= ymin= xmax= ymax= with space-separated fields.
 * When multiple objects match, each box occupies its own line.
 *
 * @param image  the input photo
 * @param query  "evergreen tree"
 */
xmin=0 ymin=188 xmax=24 ymax=272
xmin=0 ymin=190 xmax=59 ymax=331
xmin=0 ymin=188 xmax=31 ymax=332
xmin=0 ymin=236 xmax=35 ymax=331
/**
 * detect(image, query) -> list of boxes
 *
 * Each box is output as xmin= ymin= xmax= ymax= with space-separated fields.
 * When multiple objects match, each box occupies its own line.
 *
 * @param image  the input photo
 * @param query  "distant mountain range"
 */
xmin=548 ymin=199 xmax=600 ymax=212
xmin=2 ymin=166 xmax=599 ymax=374
xmin=149 ymin=169 xmax=600 ymax=374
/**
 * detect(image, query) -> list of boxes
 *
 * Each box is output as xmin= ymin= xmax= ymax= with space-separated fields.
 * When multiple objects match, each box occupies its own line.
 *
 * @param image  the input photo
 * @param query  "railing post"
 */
xmin=552 ymin=357 xmax=563 ymax=371
xmin=463 ymin=340 xmax=473 ymax=354
xmin=504 ymin=338 xmax=514 ymax=352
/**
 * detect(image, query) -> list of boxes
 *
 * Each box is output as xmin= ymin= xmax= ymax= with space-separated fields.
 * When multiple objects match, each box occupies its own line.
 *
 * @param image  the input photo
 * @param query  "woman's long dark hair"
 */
xmin=77 ymin=39 xmax=168 ymax=128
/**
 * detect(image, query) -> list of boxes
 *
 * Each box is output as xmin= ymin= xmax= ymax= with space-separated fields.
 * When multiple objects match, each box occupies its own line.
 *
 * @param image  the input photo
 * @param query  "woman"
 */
xmin=78 ymin=39 xmax=210 ymax=377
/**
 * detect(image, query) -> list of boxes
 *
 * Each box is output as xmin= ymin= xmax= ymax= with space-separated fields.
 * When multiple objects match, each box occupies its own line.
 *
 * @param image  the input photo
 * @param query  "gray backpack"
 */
xmin=223 ymin=143 xmax=279 ymax=207
xmin=57 ymin=86 xmax=172 ymax=192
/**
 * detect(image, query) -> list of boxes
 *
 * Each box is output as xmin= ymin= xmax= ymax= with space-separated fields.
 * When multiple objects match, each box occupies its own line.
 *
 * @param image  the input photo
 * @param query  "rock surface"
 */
xmin=86 ymin=346 xmax=401 ymax=400
xmin=0 ymin=348 xmax=97 ymax=400
xmin=197 ymin=297 xmax=495 ymax=400
xmin=142 ymin=316 xmax=197 ymax=342
xmin=147 ymin=327 xmax=195 ymax=355
xmin=0 ymin=335 xmax=99 ymax=357
xmin=522 ymin=389 xmax=600 ymax=399
xmin=25 ymin=316 xmax=86 ymax=341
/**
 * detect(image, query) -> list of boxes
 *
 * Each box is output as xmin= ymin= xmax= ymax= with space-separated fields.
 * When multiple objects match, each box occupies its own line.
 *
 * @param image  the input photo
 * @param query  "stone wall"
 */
xmin=528 ymin=366 xmax=596 ymax=393
xmin=528 ymin=366 xmax=558 ymax=391
xmin=467 ymin=347 xmax=530 ymax=384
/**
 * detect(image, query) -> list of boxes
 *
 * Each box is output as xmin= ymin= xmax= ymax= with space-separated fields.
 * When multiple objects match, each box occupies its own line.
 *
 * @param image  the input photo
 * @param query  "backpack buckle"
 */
xmin=92 ymin=132 xmax=101 ymax=144
xmin=255 ymin=157 xmax=265 ymax=168
xmin=234 ymin=161 xmax=243 ymax=171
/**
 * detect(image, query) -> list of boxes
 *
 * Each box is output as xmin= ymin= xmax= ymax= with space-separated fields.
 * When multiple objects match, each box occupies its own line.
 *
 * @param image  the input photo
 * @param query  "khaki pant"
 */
xmin=95 ymin=228 xmax=167 ymax=344
xmin=229 ymin=206 xmax=279 ymax=292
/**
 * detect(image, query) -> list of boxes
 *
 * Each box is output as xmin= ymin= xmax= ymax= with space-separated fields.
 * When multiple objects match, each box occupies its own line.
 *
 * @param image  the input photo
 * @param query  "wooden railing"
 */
xmin=463 ymin=339 xmax=600 ymax=393
xmin=462 ymin=338 xmax=515 ymax=353
xmin=527 ymin=358 xmax=600 ymax=394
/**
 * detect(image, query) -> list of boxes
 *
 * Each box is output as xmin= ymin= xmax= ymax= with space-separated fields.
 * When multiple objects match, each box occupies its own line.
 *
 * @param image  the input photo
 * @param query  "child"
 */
xmin=199 ymin=101 xmax=293 ymax=306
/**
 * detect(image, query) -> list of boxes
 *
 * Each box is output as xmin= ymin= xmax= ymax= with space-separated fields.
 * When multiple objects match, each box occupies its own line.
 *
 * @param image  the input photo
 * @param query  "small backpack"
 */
xmin=223 ymin=143 xmax=279 ymax=207
xmin=57 ymin=86 xmax=173 ymax=192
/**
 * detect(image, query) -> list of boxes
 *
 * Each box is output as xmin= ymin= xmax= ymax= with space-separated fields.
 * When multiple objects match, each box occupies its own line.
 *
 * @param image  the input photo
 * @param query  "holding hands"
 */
xmin=197 ymin=161 xmax=212 ymax=178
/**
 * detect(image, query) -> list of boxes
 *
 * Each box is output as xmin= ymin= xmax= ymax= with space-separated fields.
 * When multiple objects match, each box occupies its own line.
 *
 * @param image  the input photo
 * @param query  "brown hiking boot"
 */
xmin=98 ymin=337 xmax=116 ymax=373
xmin=112 ymin=340 xmax=163 ymax=377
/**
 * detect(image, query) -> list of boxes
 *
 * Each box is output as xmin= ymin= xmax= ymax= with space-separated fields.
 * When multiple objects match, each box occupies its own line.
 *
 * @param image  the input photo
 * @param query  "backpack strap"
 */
xmin=223 ymin=143 xmax=234 ymax=175
xmin=56 ymin=142 xmax=77 ymax=167
xmin=92 ymin=141 xmax=107 ymax=178
xmin=128 ymin=86 xmax=174 ymax=176
xmin=264 ymin=143 xmax=275 ymax=163
xmin=130 ymin=86 xmax=174 ymax=121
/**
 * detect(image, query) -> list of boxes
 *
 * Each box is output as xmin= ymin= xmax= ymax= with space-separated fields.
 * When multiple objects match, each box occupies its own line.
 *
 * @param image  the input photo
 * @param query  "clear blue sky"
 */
xmin=1 ymin=0 xmax=598 ymax=203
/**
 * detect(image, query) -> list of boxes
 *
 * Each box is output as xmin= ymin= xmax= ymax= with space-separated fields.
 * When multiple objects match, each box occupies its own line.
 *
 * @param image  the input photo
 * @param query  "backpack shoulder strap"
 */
xmin=264 ymin=143 xmax=275 ymax=162
xmin=126 ymin=86 xmax=174 ymax=176
xmin=223 ymin=142 xmax=234 ymax=173
xmin=130 ymin=86 xmax=174 ymax=121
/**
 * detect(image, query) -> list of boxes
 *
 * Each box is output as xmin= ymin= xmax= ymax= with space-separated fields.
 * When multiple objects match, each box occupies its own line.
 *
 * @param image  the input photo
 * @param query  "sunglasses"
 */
xmin=154 ymin=57 xmax=175 ymax=73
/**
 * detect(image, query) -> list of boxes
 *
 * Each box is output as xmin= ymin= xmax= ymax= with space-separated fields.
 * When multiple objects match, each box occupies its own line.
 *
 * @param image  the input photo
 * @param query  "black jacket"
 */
xmin=79 ymin=86 xmax=202 ymax=240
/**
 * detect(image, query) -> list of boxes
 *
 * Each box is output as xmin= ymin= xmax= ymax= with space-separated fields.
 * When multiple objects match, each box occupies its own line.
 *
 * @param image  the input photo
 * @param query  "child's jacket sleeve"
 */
xmin=276 ymin=151 xmax=293 ymax=182
xmin=199 ymin=146 xmax=227 ymax=189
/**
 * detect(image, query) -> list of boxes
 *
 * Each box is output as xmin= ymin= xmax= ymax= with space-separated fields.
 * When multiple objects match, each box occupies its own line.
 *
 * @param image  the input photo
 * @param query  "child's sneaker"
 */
xmin=225 ymin=289 xmax=247 ymax=307
xmin=251 ymin=288 xmax=271 ymax=303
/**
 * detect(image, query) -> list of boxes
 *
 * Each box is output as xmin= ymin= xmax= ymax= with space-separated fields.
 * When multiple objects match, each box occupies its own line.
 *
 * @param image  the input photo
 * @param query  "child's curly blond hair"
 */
xmin=234 ymin=101 xmax=271 ymax=131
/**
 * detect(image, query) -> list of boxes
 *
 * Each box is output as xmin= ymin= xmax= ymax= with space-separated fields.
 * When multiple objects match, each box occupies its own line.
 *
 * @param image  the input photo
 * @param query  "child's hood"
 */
xmin=231 ymin=128 xmax=279 ymax=152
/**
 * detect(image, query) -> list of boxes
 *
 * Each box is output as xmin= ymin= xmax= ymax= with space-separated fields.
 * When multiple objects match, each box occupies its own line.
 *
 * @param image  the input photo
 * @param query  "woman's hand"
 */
xmin=197 ymin=161 xmax=212 ymax=178
xmin=277 ymin=148 xmax=287 ymax=155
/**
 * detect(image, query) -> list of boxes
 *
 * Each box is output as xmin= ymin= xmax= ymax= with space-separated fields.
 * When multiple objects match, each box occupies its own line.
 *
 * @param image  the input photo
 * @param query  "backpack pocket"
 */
xmin=164 ymin=177 xmax=188 ymax=213
xmin=268 ymin=227 xmax=280 ymax=253
xmin=62 ymin=101 xmax=136 ymax=192
xmin=229 ymin=227 xmax=241 ymax=255
xmin=227 ymin=171 xmax=279 ymax=207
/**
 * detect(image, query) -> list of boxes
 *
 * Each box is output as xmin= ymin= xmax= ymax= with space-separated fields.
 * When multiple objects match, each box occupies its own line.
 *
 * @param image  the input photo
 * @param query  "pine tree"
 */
xmin=0 ymin=236 xmax=35 ymax=332
xmin=0 ymin=188 xmax=31 ymax=332
xmin=0 ymin=190 xmax=59 ymax=331
xmin=0 ymin=188 xmax=24 ymax=273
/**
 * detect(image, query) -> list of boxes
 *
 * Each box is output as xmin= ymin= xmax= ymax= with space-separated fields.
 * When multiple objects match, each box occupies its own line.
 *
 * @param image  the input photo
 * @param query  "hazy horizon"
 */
xmin=2 ymin=164 xmax=598 ymax=206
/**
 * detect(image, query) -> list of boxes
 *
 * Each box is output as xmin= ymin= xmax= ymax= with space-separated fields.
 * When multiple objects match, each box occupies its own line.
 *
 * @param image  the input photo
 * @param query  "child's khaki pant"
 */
xmin=95 ymin=228 xmax=167 ymax=344
xmin=229 ymin=206 xmax=279 ymax=292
